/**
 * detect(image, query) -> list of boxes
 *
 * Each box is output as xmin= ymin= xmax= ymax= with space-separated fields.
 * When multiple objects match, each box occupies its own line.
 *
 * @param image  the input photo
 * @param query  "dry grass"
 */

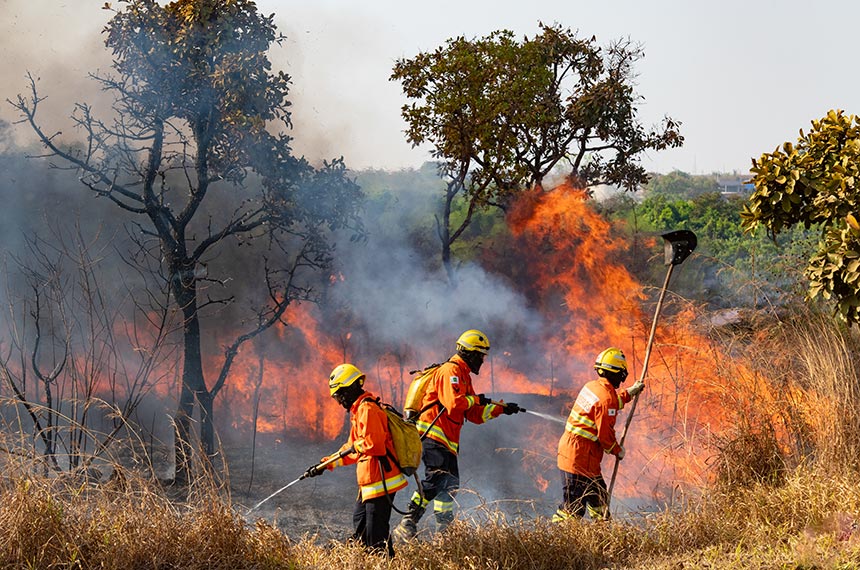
xmin=1 ymin=464 xmax=859 ymax=569
xmin=0 ymin=470 xmax=268 ymax=569
xmin=788 ymin=313 xmax=860 ymax=470
xmin=709 ymin=308 xmax=860 ymax=485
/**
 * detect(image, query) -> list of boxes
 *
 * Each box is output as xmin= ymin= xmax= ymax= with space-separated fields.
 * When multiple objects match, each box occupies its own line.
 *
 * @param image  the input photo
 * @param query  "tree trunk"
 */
xmin=441 ymin=186 xmax=456 ymax=286
xmin=442 ymin=238 xmax=455 ymax=286
xmin=199 ymin=389 xmax=215 ymax=458
xmin=172 ymin=273 xmax=210 ymax=485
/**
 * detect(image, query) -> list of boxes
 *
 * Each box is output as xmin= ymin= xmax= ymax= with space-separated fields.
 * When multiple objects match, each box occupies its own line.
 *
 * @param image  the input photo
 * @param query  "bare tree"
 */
xmin=0 ymin=226 xmax=173 ymax=475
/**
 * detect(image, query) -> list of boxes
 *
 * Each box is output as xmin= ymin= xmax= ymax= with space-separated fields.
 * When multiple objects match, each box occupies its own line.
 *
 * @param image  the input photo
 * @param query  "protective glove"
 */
xmin=304 ymin=464 xmax=324 ymax=478
xmin=475 ymin=393 xmax=492 ymax=406
xmin=616 ymin=447 xmax=625 ymax=460
xmin=502 ymin=402 xmax=522 ymax=415
xmin=627 ymin=381 xmax=645 ymax=397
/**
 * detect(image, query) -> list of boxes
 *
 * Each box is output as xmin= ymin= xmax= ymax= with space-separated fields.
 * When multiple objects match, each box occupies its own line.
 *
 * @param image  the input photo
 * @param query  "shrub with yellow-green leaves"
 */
xmin=742 ymin=109 xmax=860 ymax=323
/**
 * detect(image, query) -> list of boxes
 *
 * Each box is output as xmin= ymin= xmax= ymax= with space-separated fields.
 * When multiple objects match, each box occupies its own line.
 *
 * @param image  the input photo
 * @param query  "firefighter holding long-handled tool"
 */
xmin=303 ymin=363 xmax=409 ymax=556
xmin=553 ymin=347 xmax=643 ymax=521
xmin=393 ymin=329 xmax=522 ymax=541
xmin=553 ymin=230 xmax=697 ymax=521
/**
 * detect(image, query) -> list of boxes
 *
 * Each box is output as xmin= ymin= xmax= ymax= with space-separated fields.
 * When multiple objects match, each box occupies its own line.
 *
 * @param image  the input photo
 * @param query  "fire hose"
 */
xmin=245 ymin=445 xmax=354 ymax=515
xmin=246 ymin=406 xmax=446 ymax=517
xmin=247 ymin=400 xmax=564 ymax=517
xmin=521 ymin=408 xmax=565 ymax=425
xmin=605 ymin=230 xmax=697 ymax=517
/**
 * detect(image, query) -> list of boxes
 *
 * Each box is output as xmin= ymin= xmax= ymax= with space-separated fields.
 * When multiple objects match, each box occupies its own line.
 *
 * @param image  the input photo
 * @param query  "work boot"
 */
xmin=433 ymin=496 xmax=455 ymax=533
xmin=435 ymin=510 xmax=454 ymax=533
xmin=393 ymin=502 xmax=425 ymax=542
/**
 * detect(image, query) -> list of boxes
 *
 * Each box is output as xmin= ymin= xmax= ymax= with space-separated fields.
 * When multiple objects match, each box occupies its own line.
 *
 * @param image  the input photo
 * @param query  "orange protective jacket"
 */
xmin=324 ymin=391 xmax=408 ymax=501
xmin=557 ymin=377 xmax=633 ymax=478
xmin=414 ymin=354 xmax=503 ymax=455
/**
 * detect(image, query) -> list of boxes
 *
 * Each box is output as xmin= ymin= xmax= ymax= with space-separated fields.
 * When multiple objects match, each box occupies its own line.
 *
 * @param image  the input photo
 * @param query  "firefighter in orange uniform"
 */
xmin=554 ymin=347 xmax=644 ymax=521
xmin=393 ymin=329 xmax=522 ymax=540
xmin=305 ymin=363 xmax=408 ymax=556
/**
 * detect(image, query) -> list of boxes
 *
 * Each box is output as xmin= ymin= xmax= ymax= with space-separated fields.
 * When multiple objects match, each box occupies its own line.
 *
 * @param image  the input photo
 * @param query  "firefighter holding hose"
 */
xmin=393 ymin=329 xmax=522 ymax=540
xmin=304 ymin=363 xmax=408 ymax=556
xmin=554 ymin=347 xmax=644 ymax=521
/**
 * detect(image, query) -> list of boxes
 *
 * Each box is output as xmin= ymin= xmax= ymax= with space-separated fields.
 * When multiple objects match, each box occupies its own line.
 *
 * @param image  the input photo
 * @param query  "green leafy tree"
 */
xmin=391 ymin=23 xmax=682 ymax=283
xmin=604 ymin=188 xmax=815 ymax=308
xmin=9 ymin=0 xmax=362 ymax=482
xmin=645 ymin=170 xmax=720 ymax=197
xmin=741 ymin=109 xmax=860 ymax=323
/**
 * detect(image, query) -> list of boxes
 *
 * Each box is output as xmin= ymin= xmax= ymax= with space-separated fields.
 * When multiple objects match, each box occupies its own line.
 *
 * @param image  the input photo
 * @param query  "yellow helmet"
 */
xmin=594 ymin=347 xmax=628 ymax=375
xmin=456 ymin=329 xmax=490 ymax=354
xmin=328 ymin=363 xmax=365 ymax=396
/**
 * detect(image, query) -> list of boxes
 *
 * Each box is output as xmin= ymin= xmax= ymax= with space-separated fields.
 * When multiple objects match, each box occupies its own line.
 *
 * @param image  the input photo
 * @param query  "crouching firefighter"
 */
xmin=304 ymin=363 xmax=408 ymax=556
xmin=393 ymin=329 xmax=522 ymax=541
xmin=554 ymin=347 xmax=644 ymax=521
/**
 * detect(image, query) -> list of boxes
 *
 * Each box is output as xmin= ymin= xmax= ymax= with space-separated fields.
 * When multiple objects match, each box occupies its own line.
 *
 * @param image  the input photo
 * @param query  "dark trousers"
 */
xmin=416 ymin=439 xmax=460 ymax=527
xmin=559 ymin=470 xmax=609 ymax=519
xmin=419 ymin=439 xmax=460 ymax=503
xmin=352 ymin=492 xmax=395 ymax=556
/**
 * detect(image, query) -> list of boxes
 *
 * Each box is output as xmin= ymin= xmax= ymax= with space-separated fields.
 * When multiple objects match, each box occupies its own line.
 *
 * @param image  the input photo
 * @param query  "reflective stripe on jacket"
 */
xmin=557 ymin=377 xmax=633 ymax=477
xmin=415 ymin=354 xmax=503 ymax=455
xmin=324 ymin=391 xmax=408 ymax=501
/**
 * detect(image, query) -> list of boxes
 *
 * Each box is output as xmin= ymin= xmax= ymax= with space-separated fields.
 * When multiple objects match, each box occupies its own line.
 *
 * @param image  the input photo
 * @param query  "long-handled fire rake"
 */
xmin=605 ymin=230 xmax=697 ymax=515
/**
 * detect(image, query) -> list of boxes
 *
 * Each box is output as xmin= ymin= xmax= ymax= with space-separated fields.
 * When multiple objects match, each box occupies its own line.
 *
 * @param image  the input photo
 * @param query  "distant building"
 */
xmin=717 ymin=175 xmax=754 ymax=198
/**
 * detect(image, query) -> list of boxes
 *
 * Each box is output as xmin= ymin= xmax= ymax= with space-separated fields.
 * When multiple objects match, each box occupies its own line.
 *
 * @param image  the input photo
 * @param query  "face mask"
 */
xmin=463 ymin=351 xmax=485 ymax=374
xmin=334 ymin=392 xmax=352 ymax=410
xmin=333 ymin=384 xmax=361 ymax=410
xmin=606 ymin=369 xmax=627 ymax=388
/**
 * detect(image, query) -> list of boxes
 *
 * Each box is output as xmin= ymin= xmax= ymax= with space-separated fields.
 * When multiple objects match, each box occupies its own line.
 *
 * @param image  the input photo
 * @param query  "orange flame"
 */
xmin=497 ymin=183 xmax=781 ymax=501
xmin=219 ymin=302 xmax=347 ymax=441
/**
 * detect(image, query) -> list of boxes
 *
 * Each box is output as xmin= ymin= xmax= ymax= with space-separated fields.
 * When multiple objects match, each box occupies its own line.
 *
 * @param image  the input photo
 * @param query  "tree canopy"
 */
xmin=741 ymin=109 xmax=860 ymax=323
xmin=391 ymin=23 xmax=682 ymax=281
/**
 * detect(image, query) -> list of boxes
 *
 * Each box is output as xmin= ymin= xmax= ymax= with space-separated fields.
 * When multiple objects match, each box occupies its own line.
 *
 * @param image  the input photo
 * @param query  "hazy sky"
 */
xmin=2 ymin=0 xmax=857 ymax=176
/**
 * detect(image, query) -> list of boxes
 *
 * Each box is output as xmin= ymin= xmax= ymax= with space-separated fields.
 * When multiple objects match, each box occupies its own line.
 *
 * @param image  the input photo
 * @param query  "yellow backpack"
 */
xmin=403 ymin=362 xmax=446 ymax=421
xmin=373 ymin=399 xmax=422 ymax=477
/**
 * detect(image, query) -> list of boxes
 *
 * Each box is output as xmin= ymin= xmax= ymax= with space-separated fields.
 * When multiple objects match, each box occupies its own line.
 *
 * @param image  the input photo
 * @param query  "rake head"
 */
xmin=662 ymin=230 xmax=697 ymax=266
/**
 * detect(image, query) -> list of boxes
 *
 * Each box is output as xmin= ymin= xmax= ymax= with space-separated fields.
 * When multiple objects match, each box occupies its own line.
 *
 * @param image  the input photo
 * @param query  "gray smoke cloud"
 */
xmin=325 ymin=164 xmax=549 ymax=373
xmin=332 ymin=242 xmax=543 ymax=352
xmin=1 ymin=2 xmax=113 ymax=147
